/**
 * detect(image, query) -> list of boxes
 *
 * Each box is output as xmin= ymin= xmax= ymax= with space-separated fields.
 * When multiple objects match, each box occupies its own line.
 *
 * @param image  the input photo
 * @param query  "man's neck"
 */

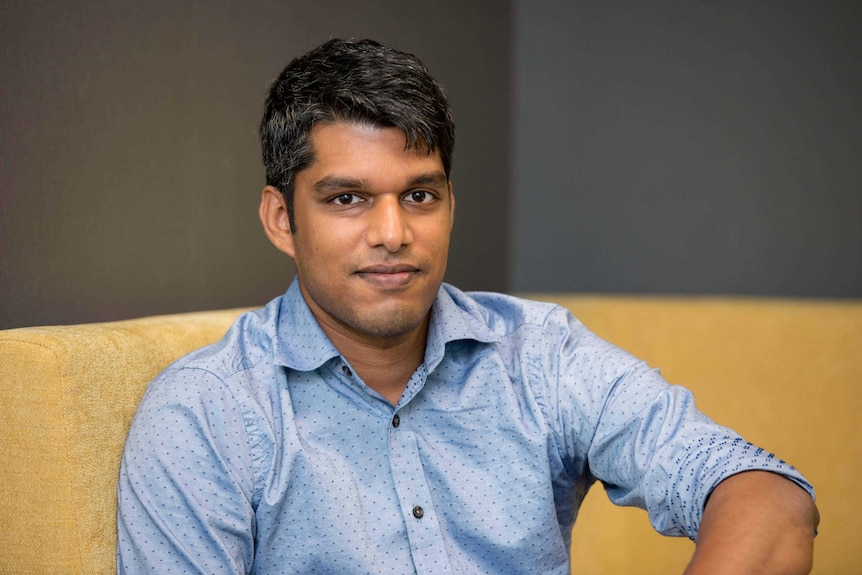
xmin=319 ymin=316 xmax=429 ymax=406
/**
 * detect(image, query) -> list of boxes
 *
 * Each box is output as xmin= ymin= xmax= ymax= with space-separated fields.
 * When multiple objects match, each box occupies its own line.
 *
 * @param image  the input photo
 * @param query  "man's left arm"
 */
xmin=685 ymin=470 xmax=820 ymax=575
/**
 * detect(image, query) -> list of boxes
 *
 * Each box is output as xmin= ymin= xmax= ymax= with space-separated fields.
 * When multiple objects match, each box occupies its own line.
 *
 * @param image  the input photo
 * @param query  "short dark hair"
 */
xmin=260 ymin=38 xmax=455 ymax=232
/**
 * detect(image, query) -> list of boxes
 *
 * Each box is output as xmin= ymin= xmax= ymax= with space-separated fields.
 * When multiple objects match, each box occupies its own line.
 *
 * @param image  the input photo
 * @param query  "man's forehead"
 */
xmin=300 ymin=121 xmax=445 ymax=180
xmin=308 ymin=120 xmax=437 ymax=157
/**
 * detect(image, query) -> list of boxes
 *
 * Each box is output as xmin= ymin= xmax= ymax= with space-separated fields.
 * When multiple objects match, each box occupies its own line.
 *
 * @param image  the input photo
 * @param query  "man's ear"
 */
xmin=448 ymin=181 xmax=455 ymax=230
xmin=259 ymin=185 xmax=295 ymax=257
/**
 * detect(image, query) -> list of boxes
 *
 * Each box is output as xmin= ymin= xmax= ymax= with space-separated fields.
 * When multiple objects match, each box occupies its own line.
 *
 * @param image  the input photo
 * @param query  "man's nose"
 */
xmin=366 ymin=197 xmax=413 ymax=252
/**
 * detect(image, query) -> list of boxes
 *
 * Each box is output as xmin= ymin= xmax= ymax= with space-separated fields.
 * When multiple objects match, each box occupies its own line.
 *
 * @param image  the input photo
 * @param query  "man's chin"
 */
xmin=299 ymin=275 xmax=440 ymax=342
xmin=347 ymin=308 xmax=428 ymax=340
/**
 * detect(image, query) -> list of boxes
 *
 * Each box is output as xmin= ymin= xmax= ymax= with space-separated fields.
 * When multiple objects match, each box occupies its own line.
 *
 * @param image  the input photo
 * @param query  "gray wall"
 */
xmin=1 ymin=0 xmax=512 ymax=328
xmin=513 ymin=2 xmax=861 ymax=296
xmin=3 ymin=2 xmax=860 ymax=329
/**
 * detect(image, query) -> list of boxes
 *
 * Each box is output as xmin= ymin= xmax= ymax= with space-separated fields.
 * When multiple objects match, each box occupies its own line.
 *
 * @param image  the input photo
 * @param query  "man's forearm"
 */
xmin=684 ymin=470 xmax=819 ymax=575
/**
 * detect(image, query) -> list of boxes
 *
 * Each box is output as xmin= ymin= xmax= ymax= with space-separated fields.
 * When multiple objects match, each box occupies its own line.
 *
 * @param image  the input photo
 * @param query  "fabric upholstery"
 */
xmin=0 ymin=309 xmax=251 ymax=575
xmin=1 ymin=297 xmax=859 ymax=574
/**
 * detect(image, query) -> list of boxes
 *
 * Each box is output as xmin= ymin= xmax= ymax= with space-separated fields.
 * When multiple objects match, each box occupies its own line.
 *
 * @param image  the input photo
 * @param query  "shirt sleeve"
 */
xmin=117 ymin=367 xmax=257 ymax=574
xmin=543 ymin=306 xmax=814 ymax=540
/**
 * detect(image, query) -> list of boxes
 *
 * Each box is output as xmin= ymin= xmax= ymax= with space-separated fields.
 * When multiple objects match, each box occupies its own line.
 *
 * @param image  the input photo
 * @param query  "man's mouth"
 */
xmin=355 ymin=264 xmax=421 ymax=289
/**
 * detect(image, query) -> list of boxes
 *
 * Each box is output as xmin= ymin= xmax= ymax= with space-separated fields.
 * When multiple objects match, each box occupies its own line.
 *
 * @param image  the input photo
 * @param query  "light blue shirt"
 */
xmin=118 ymin=279 xmax=813 ymax=574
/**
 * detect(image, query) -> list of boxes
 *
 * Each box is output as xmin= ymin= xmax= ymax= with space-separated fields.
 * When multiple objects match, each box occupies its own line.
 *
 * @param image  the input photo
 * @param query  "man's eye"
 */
xmin=407 ymin=191 xmax=432 ymax=204
xmin=332 ymin=194 xmax=360 ymax=205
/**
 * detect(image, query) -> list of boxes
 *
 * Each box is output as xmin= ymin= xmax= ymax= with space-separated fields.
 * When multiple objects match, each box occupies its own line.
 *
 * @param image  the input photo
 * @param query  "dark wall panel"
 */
xmin=1 ymin=0 xmax=512 ymax=328
xmin=513 ymin=2 xmax=861 ymax=297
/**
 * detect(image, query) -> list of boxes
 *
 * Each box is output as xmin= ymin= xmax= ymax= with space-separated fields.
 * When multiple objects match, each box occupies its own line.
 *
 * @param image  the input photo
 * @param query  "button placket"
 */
xmin=386 ymin=405 xmax=453 ymax=574
xmin=384 ymin=371 xmax=454 ymax=573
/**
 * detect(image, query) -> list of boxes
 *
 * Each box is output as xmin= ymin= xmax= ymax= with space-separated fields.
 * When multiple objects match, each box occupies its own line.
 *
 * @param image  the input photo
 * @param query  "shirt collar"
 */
xmin=424 ymin=283 xmax=501 ymax=371
xmin=273 ymin=279 xmax=341 ymax=371
xmin=273 ymin=278 xmax=500 ymax=372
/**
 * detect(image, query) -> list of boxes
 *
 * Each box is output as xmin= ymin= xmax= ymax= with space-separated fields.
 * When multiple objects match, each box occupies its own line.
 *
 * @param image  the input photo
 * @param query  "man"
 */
xmin=118 ymin=39 xmax=818 ymax=574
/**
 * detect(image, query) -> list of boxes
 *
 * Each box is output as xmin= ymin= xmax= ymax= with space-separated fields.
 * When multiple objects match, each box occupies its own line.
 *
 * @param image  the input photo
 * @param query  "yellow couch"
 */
xmin=1 ymin=296 xmax=859 ymax=574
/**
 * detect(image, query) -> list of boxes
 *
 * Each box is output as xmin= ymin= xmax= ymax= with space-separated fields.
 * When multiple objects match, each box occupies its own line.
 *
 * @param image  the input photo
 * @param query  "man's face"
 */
xmin=281 ymin=121 xmax=454 ymax=342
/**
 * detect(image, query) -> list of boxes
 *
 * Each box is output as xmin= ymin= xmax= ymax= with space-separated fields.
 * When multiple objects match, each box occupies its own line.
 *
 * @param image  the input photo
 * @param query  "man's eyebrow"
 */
xmin=312 ymin=176 xmax=366 ymax=194
xmin=408 ymin=171 xmax=448 ymax=187
xmin=312 ymin=172 xmax=449 ymax=194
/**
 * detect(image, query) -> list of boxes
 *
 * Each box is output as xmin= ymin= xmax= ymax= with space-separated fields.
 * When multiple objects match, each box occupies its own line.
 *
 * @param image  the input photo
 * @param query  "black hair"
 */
xmin=260 ymin=38 xmax=455 ymax=232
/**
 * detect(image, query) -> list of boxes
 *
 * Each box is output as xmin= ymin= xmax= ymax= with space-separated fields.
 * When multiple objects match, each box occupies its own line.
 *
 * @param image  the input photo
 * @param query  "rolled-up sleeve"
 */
xmin=544 ymin=307 xmax=814 ymax=539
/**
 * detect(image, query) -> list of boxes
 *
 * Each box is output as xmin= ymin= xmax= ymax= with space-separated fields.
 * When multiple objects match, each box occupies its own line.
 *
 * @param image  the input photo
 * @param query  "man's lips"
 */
xmin=355 ymin=264 xmax=421 ymax=288
xmin=357 ymin=264 xmax=420 ymax=274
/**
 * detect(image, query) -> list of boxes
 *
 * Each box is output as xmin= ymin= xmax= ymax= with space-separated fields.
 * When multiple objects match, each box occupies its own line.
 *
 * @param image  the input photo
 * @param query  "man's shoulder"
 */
xmin=160 ymin=296 xmax=283 ymax=382
xmin=439 ymin=284 xmax=574 ymax=337
xmin=441 ymin=283 xmax=570 ymax=327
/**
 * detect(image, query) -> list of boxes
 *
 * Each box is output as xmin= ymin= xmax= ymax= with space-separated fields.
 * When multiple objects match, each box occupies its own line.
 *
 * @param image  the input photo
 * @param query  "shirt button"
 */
xmin=392 ymin=414 xmax=400 ymax=428
xmin=412 ymin=506 xmax=424 ymax=519
xmin=342 ymin=365 xmax=352 ymax=377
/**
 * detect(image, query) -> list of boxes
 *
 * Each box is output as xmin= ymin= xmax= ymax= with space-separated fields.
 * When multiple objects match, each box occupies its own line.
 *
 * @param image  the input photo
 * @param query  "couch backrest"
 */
xmin=1 ymin=297 xmax=859 ymax=574
xmin=0 ymin=308 xmax=251 ymax=575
